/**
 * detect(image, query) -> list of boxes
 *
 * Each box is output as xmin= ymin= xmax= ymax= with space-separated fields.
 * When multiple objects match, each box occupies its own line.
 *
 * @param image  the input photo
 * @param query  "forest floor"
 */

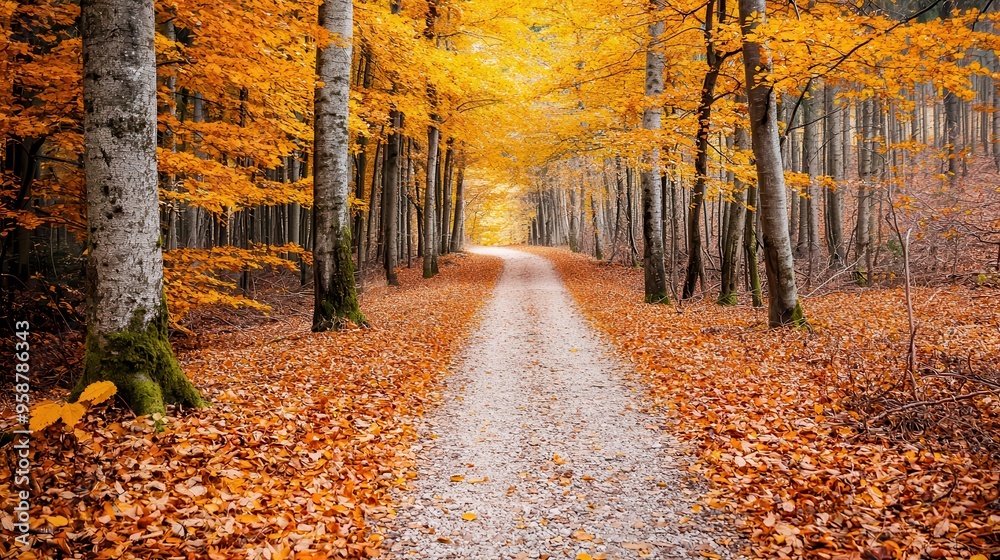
xmin=383 ymin=248 xmax=741 ymax=560
xmin=0 ymin=253 xmax=504 ymax=560
xmin=537 ymin=247 xmax=1000 ymax=560
xmin=4 ymin=247 xmax=1000 ymax=560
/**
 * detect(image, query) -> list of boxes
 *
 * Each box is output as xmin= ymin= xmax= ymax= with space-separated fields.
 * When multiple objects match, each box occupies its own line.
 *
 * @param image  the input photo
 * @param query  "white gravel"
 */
xmin=384 ymin=248 xmax=743 ymax=559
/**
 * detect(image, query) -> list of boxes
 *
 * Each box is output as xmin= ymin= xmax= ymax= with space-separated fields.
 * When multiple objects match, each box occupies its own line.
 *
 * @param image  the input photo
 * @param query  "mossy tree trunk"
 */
xmin=313 ymin=0 xmax=365 ymax=331
xmin=75 ymin=0 xmax=203 ymax=415
xmin=739 ymin=0 xmax=805 ymax=327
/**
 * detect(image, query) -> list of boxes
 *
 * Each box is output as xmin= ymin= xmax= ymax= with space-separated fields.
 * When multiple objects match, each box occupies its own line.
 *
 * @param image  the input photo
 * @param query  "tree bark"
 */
xmin=74 ymin=0 xmax=203 ymax=415
xmin=383 ymin=112 xmax=401 ymax=285
xmin=739 ymin=0 xmax=804 ymax=327
xmin=719 ymin=123 xmax=749 ymax=305
xmin=312 ymin=0 xmax=364 ymax=330
xmin=683 ymin=0 xmax=725 ymax=299
xmin=450 ymin=156 xmax=466 ymax=252
xmin=641 ymin=0 xmax=669 ymax=303
xmin=423 ymin=125 xmax=440 ymax=278
xmin=825 ymin=87 xmax=845 ymax=267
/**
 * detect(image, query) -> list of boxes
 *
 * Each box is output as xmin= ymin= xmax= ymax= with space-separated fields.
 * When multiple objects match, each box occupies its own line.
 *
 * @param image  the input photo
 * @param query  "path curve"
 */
xmin=385 ymin=248 xmax=740 ymax=559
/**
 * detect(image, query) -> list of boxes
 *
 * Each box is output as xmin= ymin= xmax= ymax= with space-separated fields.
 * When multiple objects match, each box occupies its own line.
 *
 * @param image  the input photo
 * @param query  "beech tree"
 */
xmin=71 ymin=0 xmax=203 ymax=414
xmin=312 ymin=0 xmax=364 ymax=330
xmin=738 ymin=0 xmax=805 ymax=327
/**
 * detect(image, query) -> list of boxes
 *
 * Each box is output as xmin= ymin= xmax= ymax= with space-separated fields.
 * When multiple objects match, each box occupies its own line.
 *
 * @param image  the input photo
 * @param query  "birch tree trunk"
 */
xmin=312 ymin=0 xmax=364 ymax=330
xmin=739 ymin=0 xmax=805 ymax=327
xmin=640 ymin=1 xmax=669 ymax=302
xmin=73 ymin=0 xmax=203 ymax=415
xmin=423 ymin=125 xmax=440 ymax=278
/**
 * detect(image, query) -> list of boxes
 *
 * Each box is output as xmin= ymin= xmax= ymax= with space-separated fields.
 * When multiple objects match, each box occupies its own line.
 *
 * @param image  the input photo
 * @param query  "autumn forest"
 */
xmin=2 ymin=0 xmax=1000 ymax=557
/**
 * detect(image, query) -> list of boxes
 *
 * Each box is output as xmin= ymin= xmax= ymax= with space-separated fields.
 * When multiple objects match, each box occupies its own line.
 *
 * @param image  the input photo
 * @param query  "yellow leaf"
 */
xmin=970 ymin=556 xmax=988 ymax=560
xmin=30 ymin=401 xmax=63 ymax=431
xmin=577 ymin=554 xmax=593 ymax=560
xmin=46 ymin=515 xmax=69 ymax=527
xmin=461 ymin=512 xmax=477 ymax=521
xmin=450 ymin=475 xmax=464 ymax=482
xmin=78 ymin=380 xmax=117 ymax=404
xmin=61 ymin=402 xmax=88 ymax=427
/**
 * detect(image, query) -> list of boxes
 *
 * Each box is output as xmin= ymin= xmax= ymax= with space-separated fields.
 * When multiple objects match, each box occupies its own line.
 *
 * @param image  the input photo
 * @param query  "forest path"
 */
xmin=384 ymin=248 xmax=740 ymax=559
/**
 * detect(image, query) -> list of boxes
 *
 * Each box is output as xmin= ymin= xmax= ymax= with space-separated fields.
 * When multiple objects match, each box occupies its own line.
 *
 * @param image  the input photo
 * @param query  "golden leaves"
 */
xmin=29 ymin=401 xmax=63 ymax=431
xmin=77 ymin=380 xmax=117 ymax=404
xmin=29 ymin=381 xmax=117 ymax=432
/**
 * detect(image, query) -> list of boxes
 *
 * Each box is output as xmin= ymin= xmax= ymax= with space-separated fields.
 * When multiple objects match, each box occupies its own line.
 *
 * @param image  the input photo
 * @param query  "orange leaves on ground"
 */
xmin=2 ymin=254 xmax=502 ymax=559
xmin=538 ymin=248 xmax=1000 ymax=560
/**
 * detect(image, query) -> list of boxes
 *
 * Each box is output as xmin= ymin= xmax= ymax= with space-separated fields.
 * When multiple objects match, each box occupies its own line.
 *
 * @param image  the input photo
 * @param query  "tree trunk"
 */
xmin=825 ymin=87 xmax=845 ymax=268
xmin=739 ymin=0 xmax=804 ymax=327
xmin=720 ymin=123 xmax=749 ymax=305
xmin=74 ymin=0 xmax=203 ymax=415
xmin=591 ymin=189 xmax=605 ymax=260
xmin=450 ymin=157 xmax=466 ymax=252
xmin=743 ymin=166 xmax=763 ymax=308
xmin=641 ymin=0 xmax=669 ymax=302
xmin=683 ymin=0 xmax=724 ymax=299
xmin=439 ymin=141 xmax=453 ymax=254
xmin=312 ymin=0 xmax=364 ymax=330
xmin=423 ymin=125 xmax=440 ymax=278
xmin=383 ymin=111 xmax=401 ymax=285
xmin=568 ymin=184 xmax=581 ymax=252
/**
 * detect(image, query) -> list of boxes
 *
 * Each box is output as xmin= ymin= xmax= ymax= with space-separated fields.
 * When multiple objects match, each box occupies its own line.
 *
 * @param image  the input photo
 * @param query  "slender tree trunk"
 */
xmin=856 ymin=99 xmax=873 ymax=284
xmin=720 ymin=123 xmax=749 ymax=305
xmin=743 ymin=169 xmax=763 ymax=307
xmin=641 ymin=0 xmax=669 ymax=302
xmin=383 ymin=112 xmax=401 ymax=285
xmin=450 ymin=157 xmax=466 ymax=252
xmin=825 ymin=87 xmax=845 ymax=267
xmin=74 ymin=0 xmax=203 ymax=414
xmin=423 ymin=125 xmax=439 ymax=278
xmin=568 ymin=184 xmax=581 ymax=252
xmin=312 ymin=0 xmax=364 ymax=330
xmin=739 ymin=0 xmax=804 ymax=327
xmin=439 ymin=141 xmax=453 ymax=254
xmin=804 ymin=85 xmax=821 ymax=273
xmin=683 ymin=0 xmax=725 ymax=299
xmin=591 ymin=190 xmax=605 ymax=260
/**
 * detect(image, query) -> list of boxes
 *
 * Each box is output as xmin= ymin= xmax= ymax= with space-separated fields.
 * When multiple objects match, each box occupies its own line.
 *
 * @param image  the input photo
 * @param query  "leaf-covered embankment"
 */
xmin=538 ymin=247 xmax=1000 ymax=560
xmin=0 ymin=253 xmax=502 ymax=560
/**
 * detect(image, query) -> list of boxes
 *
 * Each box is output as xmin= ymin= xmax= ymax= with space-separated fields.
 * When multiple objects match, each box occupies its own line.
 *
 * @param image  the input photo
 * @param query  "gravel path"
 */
xmin=385 ymin=248 xmax=742 ymax=559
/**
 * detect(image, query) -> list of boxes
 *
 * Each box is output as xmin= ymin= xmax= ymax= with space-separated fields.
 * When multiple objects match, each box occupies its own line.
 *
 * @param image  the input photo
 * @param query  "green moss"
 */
xmin=313 ymin=227 xmax=367 ymax=331
xmin=71 ymin=299 xmax=204 ymax=416
xmin=717 ymin=292 xmax=738 ymax=306
xmin=789 ymin=299 xmax=809 ymax=330
xmin=644 ymin=291 xmax=670 ymax=305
